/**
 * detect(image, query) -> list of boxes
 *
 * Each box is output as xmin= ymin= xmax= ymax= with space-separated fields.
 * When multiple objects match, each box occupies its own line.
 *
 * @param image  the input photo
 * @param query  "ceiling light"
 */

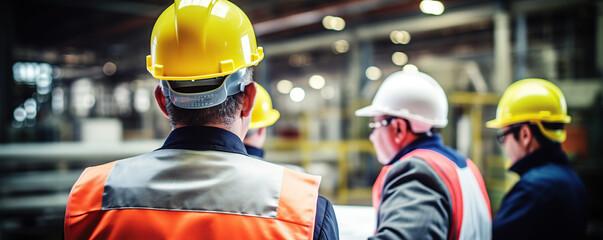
xmin=366 ymin=66 xmax=382 ymax=81
xmin=13 ymin=106 xmax=26 ymax=122
xmin=332 ymin=40 xmax=350 ymax=54
xmin=403 ymin=64 xmax=419 ymax=72
xmin=103 ymin=62 xmax=117 ymax=76
xmin=420 ymin=0 xmax=445 ymax=16
xmin=24 ymin=98 xmax=37 ymax=119
xmin=289 ymin=53 xmax=311 ymax=67
xmin=390 ymin=30 xmax=411 ymax=44
xmin=321 ymin=86 xmax=335 ymax=100
xmin=277 ymin=80 xmax=293 ymax=94
xmin=290 ymin=87 xmax=305 ymax=102
xmin=322 ymin=16 xmax=346 ymax=31
xmin=309 ymin=75 xmax=326 ymax=89
xmin=392 ymin=52 xmax=409 ymax=66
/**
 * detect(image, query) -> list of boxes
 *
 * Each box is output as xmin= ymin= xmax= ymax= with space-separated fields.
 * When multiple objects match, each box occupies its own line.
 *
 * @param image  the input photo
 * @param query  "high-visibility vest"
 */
xmin=65 ymin=149 xmax=320 ymax=240
xmin=373 ymin=149 xmax=491 ymax=240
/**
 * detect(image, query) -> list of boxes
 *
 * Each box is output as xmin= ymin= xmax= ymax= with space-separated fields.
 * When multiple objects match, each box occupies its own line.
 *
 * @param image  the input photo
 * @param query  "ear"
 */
xmin=519 ymin=124 xmax=532 ymax=147
xmin=154 ymin=84 xmax=169 ymax=119
xmin=391 ymin=118 xmax=407 ymax=145
xmin=257 ymin=127 xmax=266 ymax=136
xmin=241 ymin=82 xmax=257 ymax=118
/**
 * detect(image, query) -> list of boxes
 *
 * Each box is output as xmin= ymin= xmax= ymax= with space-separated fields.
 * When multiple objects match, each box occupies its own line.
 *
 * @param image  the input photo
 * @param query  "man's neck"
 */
xmin=174 ymin=122 xmax=245 ymax=141
xmin=525 ymin=138 xmax=542 ymax=157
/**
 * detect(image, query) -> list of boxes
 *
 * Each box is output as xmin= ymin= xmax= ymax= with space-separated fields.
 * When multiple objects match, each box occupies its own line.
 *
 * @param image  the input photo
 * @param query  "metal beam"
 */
xmin=254 ymin=0 xmax=406 ymax=36
xmin=262 ymin=0 xmax=591 ymax=57
xmin=511 ymin=0 xmax=590 ymax=14
xmin=493 ymin=2 xmax=512 ymax=93
xmin=0 ymin=0 xmax=15 ymax=143
xmin=28 ymin=0 xmax=165 ymax=17
xmin=0 ymin=140 xmax=163 ymax=163
xmin=598 ymin=0 xmax=603 ymax=76
xmin=514 ymin=13 xmax=528 ymax=80
xmin=263 ymin=3 xmax=496 ymax=56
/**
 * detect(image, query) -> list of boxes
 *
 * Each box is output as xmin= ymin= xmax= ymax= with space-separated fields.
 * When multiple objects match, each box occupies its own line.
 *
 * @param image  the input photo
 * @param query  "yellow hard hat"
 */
xmin=249 ymin=84 xmax=280 ymax=129
xmin=146 ymin=0 xmax=264 ymax=81
xmin=486 ymin=78 xmax=571 ymax=142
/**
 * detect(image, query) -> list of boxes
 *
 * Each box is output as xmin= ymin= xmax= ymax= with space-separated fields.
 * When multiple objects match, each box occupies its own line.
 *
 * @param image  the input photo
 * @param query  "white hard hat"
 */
xmin=355 ymin=71 xmax=448 ymax=133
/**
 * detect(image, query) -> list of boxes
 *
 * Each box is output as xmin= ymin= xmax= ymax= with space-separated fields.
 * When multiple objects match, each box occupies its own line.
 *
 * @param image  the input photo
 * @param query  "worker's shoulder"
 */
xmin=398 ymin=146 xmax=469 ymax=169
xmin=521 ymin=162 xmax=582 ymax=191
xmin=392 ymin=154 xmax=433 ymax=169
xmin=388 ymin=155 xmax=443 ymax=180
xmin=385 ymin=151 xmax=461 ymax=192
xmin=73 ymin=160 xmax=119 ymax=188
xmin=314 ymin=195 xmax=338 ymax=239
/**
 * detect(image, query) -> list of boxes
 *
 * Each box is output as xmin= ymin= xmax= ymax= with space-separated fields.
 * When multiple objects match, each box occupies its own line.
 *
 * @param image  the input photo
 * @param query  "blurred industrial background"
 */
xmin=0 ymin=0 xmax=602 ymax=239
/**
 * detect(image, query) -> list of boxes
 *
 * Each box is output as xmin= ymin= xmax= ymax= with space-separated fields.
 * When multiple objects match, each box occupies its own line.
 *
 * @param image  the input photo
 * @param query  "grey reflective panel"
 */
xmin=102 ymin=149 xmax=283 ymax=218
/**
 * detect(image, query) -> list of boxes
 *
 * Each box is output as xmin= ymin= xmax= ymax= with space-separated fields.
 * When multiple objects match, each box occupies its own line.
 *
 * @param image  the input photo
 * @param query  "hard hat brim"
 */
xmin=485 ymin=119 xmax=503 ymax=128
xmin=354 ymin=105 xmax=381 ymax=117
xmin=486 ymin=115 xmax=571 ymax=129
xmin=355 ymin=105 xmax=448 ymax=130
xmin=249 ymin=109 xmax=280 ymax=129
xmin=147 ymin=53 xmax=264 ymax=81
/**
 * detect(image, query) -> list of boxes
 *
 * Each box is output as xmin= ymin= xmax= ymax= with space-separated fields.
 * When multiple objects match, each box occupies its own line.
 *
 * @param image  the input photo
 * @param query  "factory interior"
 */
xmin=0 ymin=0 xmax=602 ymax=239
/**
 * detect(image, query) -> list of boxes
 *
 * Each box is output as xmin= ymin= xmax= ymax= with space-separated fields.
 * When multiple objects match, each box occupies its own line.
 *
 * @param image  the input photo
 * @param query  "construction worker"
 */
xmin=355 ymin=70 xmax=491 ymax=239
xmin=487 ymin=79 xmax=588 ymax=239
xmin=244 ymin=83 xmax=306 ymax=172
xmin=64 ymin=1 xmax=338 ymax=239
xmin=244 ymin=83 xmax=279 ymax=159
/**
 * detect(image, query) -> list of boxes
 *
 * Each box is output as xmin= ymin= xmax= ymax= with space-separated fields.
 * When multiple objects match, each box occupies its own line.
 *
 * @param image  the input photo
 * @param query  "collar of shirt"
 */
xmin=158 ymin=126 xmax=247 ymax=155
xmin=245 ymin=145 xmax=265 ymax=159
xmin=510 ymin=143 xmax=568 ymax=176
xmin=388 ymin=134 xmax=467 ymax=167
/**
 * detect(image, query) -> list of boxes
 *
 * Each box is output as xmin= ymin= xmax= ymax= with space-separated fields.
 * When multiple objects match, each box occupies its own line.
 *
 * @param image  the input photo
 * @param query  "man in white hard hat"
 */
xmin=355 ymin=70 xmax=491 ymax=239
xmin=64 ymin=1 xmax=338 ymax=239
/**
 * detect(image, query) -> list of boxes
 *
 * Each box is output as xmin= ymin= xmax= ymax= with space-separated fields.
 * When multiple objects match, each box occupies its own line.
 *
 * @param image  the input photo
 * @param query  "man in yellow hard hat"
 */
xmin=487 ymin=78 xmax=588 ymax=239
xmin=244 ymin=83 xmax=280 ymax=159
xmin=244 ymin=83 xmax=306 ymax=172
xmin=356 ymin=70 xmax=491 ymax=239
xmin=64 ymin=1 xmax=338 ymax=239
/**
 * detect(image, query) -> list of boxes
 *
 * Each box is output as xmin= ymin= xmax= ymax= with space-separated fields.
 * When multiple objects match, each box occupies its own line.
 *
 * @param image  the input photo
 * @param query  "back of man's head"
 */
xmin=146 ymin=0 xmax=264 ymax=128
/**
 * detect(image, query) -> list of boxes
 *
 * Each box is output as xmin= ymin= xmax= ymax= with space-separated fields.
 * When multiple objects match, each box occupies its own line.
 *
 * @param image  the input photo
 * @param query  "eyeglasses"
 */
xmin=369 ymin=117 xmax=396 ymax=129
xmin=496 ymin=125 xmax=521 ymax=143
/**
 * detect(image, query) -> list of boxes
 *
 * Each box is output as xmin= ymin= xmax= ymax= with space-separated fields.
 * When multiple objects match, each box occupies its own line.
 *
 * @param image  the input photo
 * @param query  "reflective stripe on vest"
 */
xmin=372 ymin=165 xmax=391 ymax=212
xmin=372 ymin=149 xmax=491 ymax=240
xmin=64 ymin=149 xmax=320 ymax=240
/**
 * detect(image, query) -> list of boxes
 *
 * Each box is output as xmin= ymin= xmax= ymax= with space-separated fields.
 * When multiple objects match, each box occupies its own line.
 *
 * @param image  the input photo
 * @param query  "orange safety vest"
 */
xmin=372 ymin=149 xmax=491 ymax=240
xmin=65 ymin=150 xmax=320 ymax=240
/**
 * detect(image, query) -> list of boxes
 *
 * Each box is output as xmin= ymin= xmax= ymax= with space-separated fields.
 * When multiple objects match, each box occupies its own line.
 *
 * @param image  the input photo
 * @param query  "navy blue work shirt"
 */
xmin=245 ymin=145 xmax=264 ymax=159
xmin=493 ymin=143 xmax=588 ymax=239
xmin=159 ymin=126 xmax=339 ymax=240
